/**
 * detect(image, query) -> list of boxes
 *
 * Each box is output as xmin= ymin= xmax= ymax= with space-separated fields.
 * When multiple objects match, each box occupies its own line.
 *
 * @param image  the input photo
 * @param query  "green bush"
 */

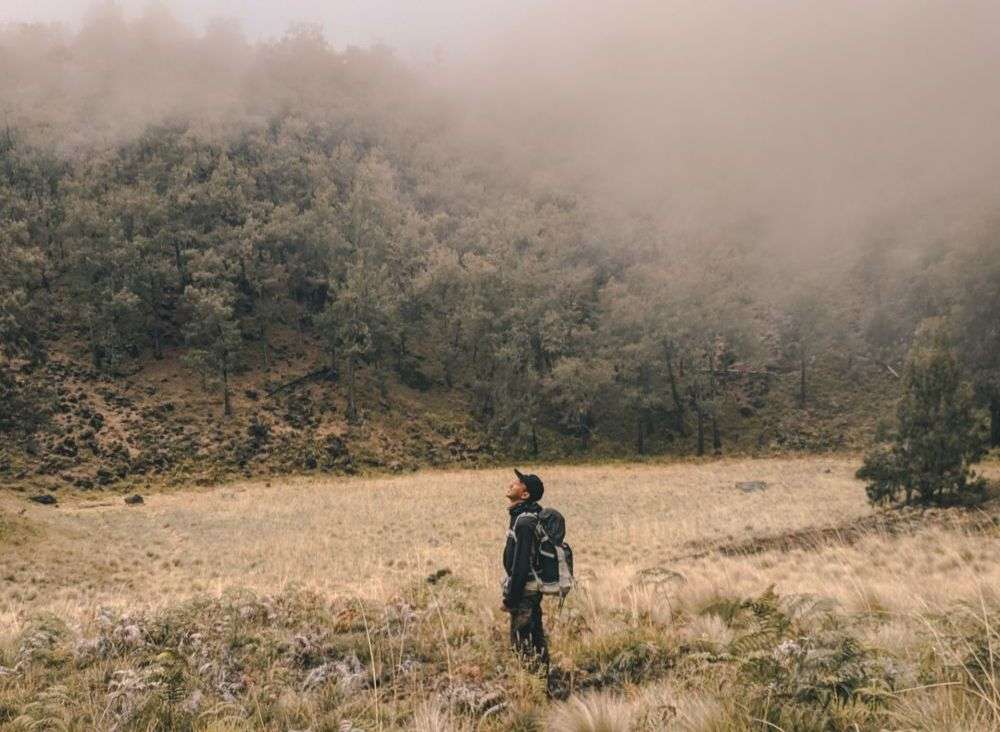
xmin=571 ymin=629 xmax=675 ymax=690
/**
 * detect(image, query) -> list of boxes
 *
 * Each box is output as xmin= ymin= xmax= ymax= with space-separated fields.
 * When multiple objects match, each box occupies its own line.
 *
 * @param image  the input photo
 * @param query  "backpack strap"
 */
xmin=535 ymin=523 xmax=553 ymax=544
xmin=508 ymin=512 xmax=544 ymax=592
xmin=508 ymin=512 xmax=538 ymax=541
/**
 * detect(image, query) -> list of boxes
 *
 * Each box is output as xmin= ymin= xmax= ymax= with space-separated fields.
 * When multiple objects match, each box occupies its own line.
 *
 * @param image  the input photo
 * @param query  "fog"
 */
xmin=448 ymin=0 xmax=1000 ymax=258
xmin=0 ymin=0 xmax=517 ymax=55
xmin=3 ymin=0 xmax=1000 ymax=261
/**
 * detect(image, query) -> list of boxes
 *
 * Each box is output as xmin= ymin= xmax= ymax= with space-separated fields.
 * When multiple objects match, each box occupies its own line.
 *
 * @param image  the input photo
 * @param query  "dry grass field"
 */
xmin=3 ymin=457 xmax=1000 ymax=730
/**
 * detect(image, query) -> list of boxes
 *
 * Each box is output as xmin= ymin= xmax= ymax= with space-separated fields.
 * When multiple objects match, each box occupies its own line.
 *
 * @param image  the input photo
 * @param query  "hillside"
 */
xmin=1 ymin=335 xmax=493 ymax=490
xmin=0 ymin=325 xmax=902 ymax=493
xmin=2 ymin=15 xmax=999 ymax=493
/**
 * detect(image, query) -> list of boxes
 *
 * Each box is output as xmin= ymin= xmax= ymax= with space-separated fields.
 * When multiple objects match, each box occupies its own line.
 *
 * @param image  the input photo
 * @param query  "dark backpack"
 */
xmin=517 ymin=507 xmax=574 ymax=599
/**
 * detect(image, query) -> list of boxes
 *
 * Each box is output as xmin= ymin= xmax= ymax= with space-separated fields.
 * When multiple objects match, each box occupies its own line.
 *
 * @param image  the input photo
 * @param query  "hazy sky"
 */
xmin=0 ymin=0 xmax=517 ymax=57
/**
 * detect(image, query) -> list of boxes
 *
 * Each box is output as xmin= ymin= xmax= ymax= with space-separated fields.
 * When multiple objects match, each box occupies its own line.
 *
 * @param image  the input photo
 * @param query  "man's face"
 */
xmin=506 ymin=478 xmax=529 ymax=504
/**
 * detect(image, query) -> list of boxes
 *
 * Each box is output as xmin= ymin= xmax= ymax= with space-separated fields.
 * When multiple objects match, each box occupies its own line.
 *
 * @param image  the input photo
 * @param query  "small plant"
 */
xmin=14 ymin=614 xmax=71 ymax=669
xmin=571 ymin=629 xmax=675 ymax=690
xmin=857 ymin=321 xmax=987 ymax=507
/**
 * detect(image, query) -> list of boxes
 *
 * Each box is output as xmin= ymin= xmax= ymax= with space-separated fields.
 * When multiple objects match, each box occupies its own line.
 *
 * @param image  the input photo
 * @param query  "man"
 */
xmin=501 ymin=468 xmax=548 ymax=669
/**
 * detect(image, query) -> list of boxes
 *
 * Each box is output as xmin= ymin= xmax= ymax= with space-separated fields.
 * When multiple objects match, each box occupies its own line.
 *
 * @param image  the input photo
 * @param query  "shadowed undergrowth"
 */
xmin=3 ymin=579 xmax=999 ymax=731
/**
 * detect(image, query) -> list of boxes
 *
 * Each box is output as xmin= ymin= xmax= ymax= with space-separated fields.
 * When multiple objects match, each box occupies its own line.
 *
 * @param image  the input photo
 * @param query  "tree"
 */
xmin=682 ymin=328 xmax=753 ymax=457
xmin=661 ymin=336 xmax=687 ymax=436
xmin=543 ymin=357 xmax=614 ymax=450
xmin=687 ymin=344 xmax=725 ymax=457
xmin=597 ymin=280 xmax=668 ymax=455
xmin=0 ymin=283 xmax=46 ymax=367
xmin=857 ymin=321 xmax=987 ymax=507
xmin=411 ymin=246 xmax=468 ymax=388
xmin=182 ymin=286 xmax=246 ymax=416
xmin=780 ymin=290 xmax=829 ymax=409
xmin=83 ymin=288 xmax=147 ymax=373
xmin=952 ymin=240 xmax=1000 ymax=448
xmin=318 ymin=257 xmax=396 ymax=423
xmin=474 ymin=335 xmax=542 ymax=450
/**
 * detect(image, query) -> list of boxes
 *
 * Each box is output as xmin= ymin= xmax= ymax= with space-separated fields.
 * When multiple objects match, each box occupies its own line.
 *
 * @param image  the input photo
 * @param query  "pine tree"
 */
xmin=857 ymin=321 xmax=987 ymax=507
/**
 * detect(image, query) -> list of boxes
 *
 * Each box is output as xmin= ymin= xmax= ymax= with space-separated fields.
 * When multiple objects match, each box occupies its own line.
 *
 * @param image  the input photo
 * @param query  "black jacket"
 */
xmin=502 ymin=500 xmax=541 ymax=608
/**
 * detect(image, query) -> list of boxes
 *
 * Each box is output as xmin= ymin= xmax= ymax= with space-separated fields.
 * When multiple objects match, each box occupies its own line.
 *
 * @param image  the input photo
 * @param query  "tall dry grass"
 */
xmin=1 ymin=457 xmax=869 ymax=627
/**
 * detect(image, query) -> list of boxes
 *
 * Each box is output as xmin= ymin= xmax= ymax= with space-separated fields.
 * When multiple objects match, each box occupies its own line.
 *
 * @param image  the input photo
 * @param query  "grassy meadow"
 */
xmin=3 ymin=457 xmax=1000 ymax=730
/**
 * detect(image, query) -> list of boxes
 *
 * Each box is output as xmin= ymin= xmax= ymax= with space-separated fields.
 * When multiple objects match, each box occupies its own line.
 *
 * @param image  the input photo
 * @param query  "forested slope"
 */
xmin=1 ymin=15 xmax=998 ymax=490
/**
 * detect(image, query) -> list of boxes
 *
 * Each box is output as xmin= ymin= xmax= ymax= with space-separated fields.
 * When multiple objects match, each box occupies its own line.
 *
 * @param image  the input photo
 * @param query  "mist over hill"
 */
xmin=1 ymin=3 xmax=998 ymax=486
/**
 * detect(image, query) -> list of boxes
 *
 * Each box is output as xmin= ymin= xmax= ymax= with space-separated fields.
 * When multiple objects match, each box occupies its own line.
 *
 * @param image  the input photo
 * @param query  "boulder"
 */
xmin=736 ymin=480 xmax=768 ymax=493
xmin=29 ymin=494 xmax=57 ymax=505
xmin=124 ymin=494 xmax=144 ymax=505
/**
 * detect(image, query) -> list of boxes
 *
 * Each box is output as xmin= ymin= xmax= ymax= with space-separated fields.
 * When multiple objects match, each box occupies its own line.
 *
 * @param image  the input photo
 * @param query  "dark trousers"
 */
xmin=509 ymin=593 xmax=548 ymax=669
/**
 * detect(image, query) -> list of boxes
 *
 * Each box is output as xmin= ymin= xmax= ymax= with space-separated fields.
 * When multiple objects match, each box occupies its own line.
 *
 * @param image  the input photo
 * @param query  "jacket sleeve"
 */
xmin=503 ymin=516 xmax=535 ymax=608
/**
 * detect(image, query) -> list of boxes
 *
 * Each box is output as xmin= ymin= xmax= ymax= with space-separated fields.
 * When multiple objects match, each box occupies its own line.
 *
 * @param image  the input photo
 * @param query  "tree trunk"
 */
xmin=531 ymin=422 xmax=539 ymax=457
xmin=696 ymin=406 xmax=705 ymax=456
xmin=799 ymin=348 xmax=807 ymax=408
xmin=346 ymin=356 xmax=358 ymax=423
xmin=39 ymin=265 xmax=51 ymax=293
xmin=666 ymin=354 xmax=686 ymax=435
xmin=396 ymin=332 xmax=407 ymax=373
xmin=711 ymin=414 xmax=722 ymax=455
xmin=636 ymin=412 xmax=645 ymax=455
xmin=377 ymin=366 xmax=389 ymax=399
xmin=256 ymin=318 xmax=270 ymax=370
xmin=222 ymin=366 xmax=231 ymax=416
xmin=991 ymin=396 xmax=1000 ymax=448
xmin=445 ymin=324 xmax=460 ymax=388
xmin=151 ymin=323 xmax=163 ymax=360
xmin=579 ymin=410 xmax=591 ymax=451
xmin=173 ymin=241 xmax=186 ymax=286
xmin=56 ymin=231 xmax=67 ymax=265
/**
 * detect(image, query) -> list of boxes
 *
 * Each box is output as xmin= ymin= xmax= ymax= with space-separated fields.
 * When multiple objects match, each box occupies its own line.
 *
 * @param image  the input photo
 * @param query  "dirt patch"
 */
xmin=671 ymin=501 xmax=1000 ymax=562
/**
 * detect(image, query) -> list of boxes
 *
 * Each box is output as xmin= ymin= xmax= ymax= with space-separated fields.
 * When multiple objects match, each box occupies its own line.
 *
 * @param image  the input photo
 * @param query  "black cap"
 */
xmin=514 ymin=469 xmax=544 ymax=502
